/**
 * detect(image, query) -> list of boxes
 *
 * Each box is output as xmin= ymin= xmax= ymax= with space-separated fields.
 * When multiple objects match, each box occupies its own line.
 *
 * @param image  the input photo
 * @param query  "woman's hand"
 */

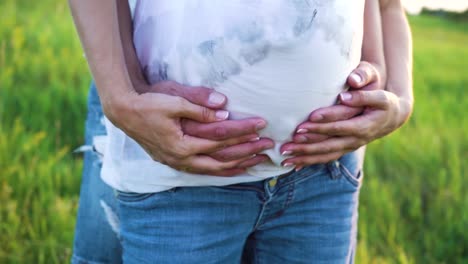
xmin=280 ymin=62 xmax=413 ymax=168
xmin=109 ymin=81 xmax=273 ymax=177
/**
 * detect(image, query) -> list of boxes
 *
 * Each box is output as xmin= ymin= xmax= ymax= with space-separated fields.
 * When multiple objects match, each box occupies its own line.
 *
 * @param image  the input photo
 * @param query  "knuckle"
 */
xmin=355 ymin=91 xmax=366 ymax=102
xmin=331 ymin=123 xmax=341 ymax=133
xmin=214 ymin=126 xmax=228 ymax=139
xmin=174 ymin=96 xmax=188 ymax=108
xmin=171 ymin=145 xmax=191 ymax=159
xmin=201 ymin=107 xmax=213 ymax=121
xmin=167 ymin=83 xmax=180 ymax=96
xmin=321 ymin=144 xmax=332 ymax=153
xmin=360 ymin=125 xmax=373 ymax=139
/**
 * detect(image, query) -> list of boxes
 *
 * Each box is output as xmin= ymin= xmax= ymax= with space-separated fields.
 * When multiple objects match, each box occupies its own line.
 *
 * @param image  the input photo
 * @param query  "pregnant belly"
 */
xmin=143 ymin=29 xmax=362 ymax=176
xmin=210 ymin=36 xmax=357 ymax=172
xmin=137 ymin=14 xmax=363 ymax=176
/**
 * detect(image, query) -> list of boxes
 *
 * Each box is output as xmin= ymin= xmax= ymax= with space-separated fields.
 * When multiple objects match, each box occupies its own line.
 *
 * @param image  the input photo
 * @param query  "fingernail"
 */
xmin=295 ymin=166 xmax=304 ymax=172
xmin=283 ymin=163 xmax=294 ymax=168
xmin=297 ymin=128 xmax=308 ymax=134
xmin=282 ymin=151 xmax=293 ymax=156
xmin=340 ymin=92 xmax=352 ymax=102
xmin=310 ymin=114 xmax=324 ymax=122
xmin=215 ymin=110 xmax=230 ymax=120
xmin=350 ymin=73 xmax=362 ymax=84
xmin=249 ymin=137 xmax=261 ymax=142
xmin=209 ymin=92 xmax=226 ymax=106
xmin=296 ymin=136 xmax=307 ymax=143
xmin=255 ymin=120 xmax=267 ymax=131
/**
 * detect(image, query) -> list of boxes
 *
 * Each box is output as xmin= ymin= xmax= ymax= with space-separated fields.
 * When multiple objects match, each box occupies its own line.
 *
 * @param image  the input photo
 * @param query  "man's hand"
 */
xmin=280 ymin=62 xmax=412 ymax=168
xmin=109 ymin=81 xmax=273 ymax=176
xmin=144 ymin=81 xmax=274 ymax=161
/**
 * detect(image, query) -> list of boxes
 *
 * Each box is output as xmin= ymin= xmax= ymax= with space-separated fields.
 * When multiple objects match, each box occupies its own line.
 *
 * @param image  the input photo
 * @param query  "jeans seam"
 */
xmin=276 ymin=164 xmax=325 ymax=187
xmin=338 ymin=161 xmax=361 ymax=187
xmin=283 ymin=182 xmax=295 ymax=211
xmin=253 ymin=197 xmax=269 ymax=231
xmin=209 ymin=185 xmax=264 ymax=193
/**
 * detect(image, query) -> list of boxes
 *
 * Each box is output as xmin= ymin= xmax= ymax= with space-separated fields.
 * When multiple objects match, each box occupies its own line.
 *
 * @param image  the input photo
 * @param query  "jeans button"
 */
xmin=268 ymin=178 xmax=278 ymax=188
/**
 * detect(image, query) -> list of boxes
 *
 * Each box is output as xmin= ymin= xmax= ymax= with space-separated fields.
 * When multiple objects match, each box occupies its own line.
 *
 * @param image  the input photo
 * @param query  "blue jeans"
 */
xmin=118 ymin=152 xmax=364 ymax=264
xmin=73 ymin=83 xmax=365 ymax=263
xmin=72 ymin=83 xmax=123 ymax=264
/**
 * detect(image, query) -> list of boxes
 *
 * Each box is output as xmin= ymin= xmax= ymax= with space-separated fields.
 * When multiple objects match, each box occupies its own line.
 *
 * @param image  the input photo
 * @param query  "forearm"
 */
xmin=380 ymin=0 xmax=414 ymax=109
xmin=116 ymin=0 xmax=148 ymax=93
xmin=362 ymin=0 xmax=386 ymax=81
xmin=68 ymin=0 xmax=134 ymax=117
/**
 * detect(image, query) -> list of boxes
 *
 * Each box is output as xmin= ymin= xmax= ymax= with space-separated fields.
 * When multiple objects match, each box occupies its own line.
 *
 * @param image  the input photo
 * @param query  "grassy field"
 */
xmin=0 ymin=0 xmax=467 ymax=263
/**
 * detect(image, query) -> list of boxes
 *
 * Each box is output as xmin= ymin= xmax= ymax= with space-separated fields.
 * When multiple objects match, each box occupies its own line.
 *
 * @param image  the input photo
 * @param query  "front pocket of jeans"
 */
xmin=338 ymin=162 xmax=362 ymax=187
xmin=116 ymin=190 xmax=156 ymax=203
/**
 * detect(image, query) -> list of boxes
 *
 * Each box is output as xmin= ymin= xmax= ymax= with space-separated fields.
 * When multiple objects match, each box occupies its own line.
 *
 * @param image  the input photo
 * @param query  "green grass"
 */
xmin=0 ymin=1 xmax=467 ymax=263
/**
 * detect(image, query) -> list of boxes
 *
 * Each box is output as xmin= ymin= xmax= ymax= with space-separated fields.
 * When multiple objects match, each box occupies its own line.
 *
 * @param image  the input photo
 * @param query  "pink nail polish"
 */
xmin=282 ymin=151 xmax=293 ymax=156
xmin=297 ymin=128 xmax=308 ymax=134
xmin=208 ymin=92 xmax=226 ymax=105
xmin=215 ymin=110 xmax=229 ymax=120
xmin=350 ymin=73 xmax=362 ymax=84
xmin=340 ymin=92 xmax=352 ymax=101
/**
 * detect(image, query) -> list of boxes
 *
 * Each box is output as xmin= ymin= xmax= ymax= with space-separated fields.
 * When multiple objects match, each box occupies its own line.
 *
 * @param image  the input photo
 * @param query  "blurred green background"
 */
xmin=0 ymin=0 xmax=467 ymax=263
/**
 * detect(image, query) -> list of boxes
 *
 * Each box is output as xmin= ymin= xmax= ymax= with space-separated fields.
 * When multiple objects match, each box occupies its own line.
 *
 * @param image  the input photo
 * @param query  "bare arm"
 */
xmin=68 ymin=0 xmax=269 ymax=175
xmin=115 ymin=0 xmax=273 ymax=169
xmin=361 ymin=0 xmax=386 ymax=81
xmin=380 ymin=0 xmax=414 ymax=118
xmin=281 ymin=0 xmax=414 ymax=167
xmin=68 ymin=0 xmax=134 ymax=113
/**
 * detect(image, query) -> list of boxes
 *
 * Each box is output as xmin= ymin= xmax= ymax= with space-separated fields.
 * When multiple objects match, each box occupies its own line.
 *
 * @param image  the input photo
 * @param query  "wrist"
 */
xmin=101 ymin=85 xmax=139 ymax=128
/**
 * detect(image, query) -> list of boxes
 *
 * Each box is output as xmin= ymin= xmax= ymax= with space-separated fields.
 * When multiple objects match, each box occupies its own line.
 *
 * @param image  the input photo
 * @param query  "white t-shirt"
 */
xmin=102 ymin=0 xmax=365 ymax=192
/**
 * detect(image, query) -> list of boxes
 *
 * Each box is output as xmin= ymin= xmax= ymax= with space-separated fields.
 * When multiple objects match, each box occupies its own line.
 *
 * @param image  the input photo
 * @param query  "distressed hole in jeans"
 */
xmin=100 ymin=200 xmax=120 ymax=238
xmin=74 ymin=135 xmax=107 ymax=163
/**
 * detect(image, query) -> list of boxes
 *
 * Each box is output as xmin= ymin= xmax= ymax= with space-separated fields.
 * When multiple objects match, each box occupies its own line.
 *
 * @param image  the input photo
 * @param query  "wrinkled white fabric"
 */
xmin=102 ymin=0 xmax=365 ymax=192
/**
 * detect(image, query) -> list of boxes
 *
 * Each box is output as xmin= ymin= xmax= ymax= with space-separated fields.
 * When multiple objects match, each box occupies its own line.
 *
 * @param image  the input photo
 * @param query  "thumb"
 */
xmin=184 ymin=86 xmax=228 ymax=109
xmin=347 ymin=61 xmax=380 ymax=90
xmin=339 ymin=90 xmax=390 ymax=109
xmin=176 ymin=97 xmax=230 ymax=123
xmin=149 ymin=81 xmax=227 ymax=109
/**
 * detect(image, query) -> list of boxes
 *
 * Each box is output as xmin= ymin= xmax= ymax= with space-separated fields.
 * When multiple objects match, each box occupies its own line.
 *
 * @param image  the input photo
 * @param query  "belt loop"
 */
xmin=327 ymin=160 xmax=341 ymax=180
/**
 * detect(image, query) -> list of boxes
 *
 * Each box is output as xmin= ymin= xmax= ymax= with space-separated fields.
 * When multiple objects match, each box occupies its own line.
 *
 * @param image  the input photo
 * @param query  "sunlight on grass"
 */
xmin=0 ymin=1 xmax=466 ymax=263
